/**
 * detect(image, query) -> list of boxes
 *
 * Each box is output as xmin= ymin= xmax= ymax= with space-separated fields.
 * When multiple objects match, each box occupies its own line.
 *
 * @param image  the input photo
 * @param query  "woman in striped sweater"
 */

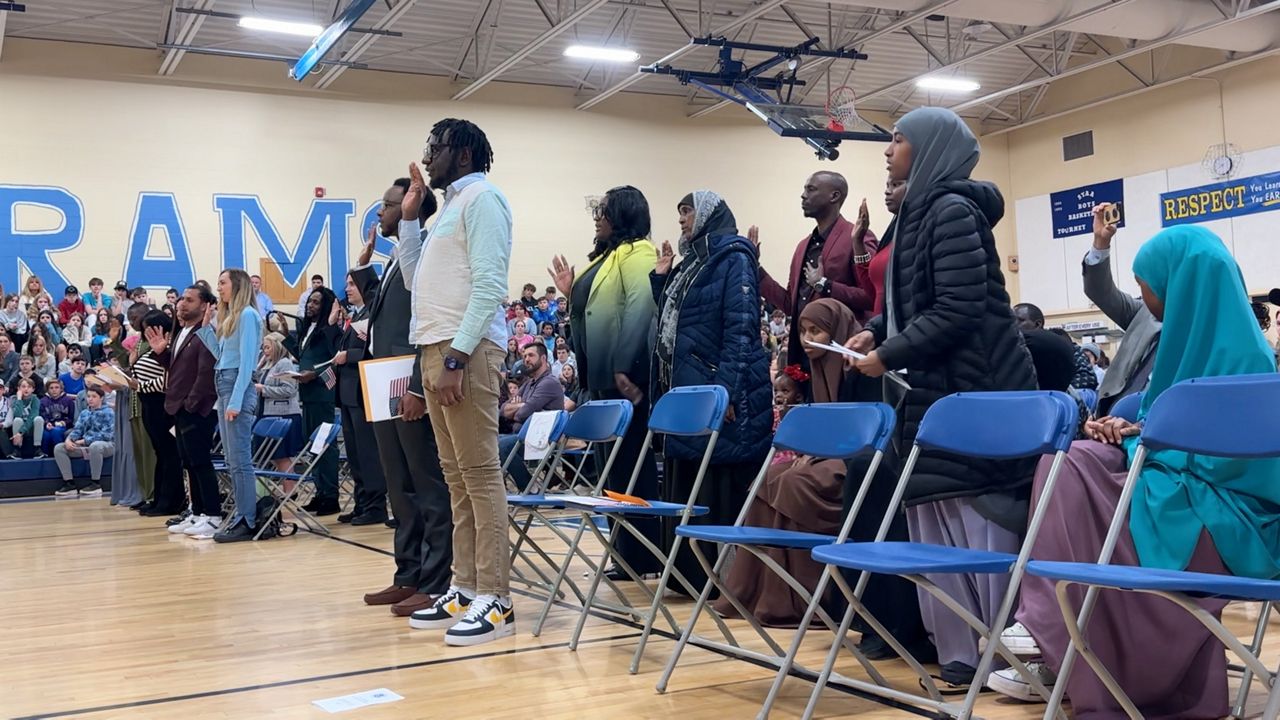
xmin=132 ymin=309 xmax=185 ymax=519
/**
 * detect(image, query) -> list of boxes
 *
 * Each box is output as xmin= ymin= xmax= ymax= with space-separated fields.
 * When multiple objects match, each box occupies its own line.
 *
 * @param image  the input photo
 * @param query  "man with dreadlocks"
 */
xmin=396 ymin=118 xmax=516 ymax=646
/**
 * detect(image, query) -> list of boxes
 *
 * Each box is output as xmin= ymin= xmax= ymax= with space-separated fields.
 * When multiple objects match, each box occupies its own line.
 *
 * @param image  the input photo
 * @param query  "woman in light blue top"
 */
xmin=198 ymin=268 xmax=263 ymax=542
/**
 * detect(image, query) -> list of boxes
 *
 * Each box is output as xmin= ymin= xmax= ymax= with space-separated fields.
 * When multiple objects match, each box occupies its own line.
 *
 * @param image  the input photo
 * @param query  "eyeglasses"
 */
xmin=424 ymin=142 xmax=453 ymax=161
xmin=592 ymin=204 xmax=607 ymax=221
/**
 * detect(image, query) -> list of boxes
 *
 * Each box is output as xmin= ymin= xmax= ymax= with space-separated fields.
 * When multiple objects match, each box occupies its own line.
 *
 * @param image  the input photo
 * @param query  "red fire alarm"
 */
xmin=314 ymin=187 xmax=326 ymax=198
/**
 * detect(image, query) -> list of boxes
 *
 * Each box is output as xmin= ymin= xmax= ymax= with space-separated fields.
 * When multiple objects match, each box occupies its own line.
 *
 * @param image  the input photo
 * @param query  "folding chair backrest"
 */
xmin=254 ymin=416 xmax=291 ymax=441
xmin=1142 ymin=374 xmax=1280 ymax=458
xmin=773 ymin=402 xmax=895 ymax=459
xmin=563 ymin=400 xmax=633 ymax=443
xmin=733 ymin=403 xmax=897 ymax=536
xmin=506 ymin=410 xmax=571 ymax=492
xmin=915 ymin=390 xmax=1078 ymax=459
xmin=1110 ymin=391 xmax=1143 ymax=423
xmin=648 ymin=385 xmax=730 ymax=437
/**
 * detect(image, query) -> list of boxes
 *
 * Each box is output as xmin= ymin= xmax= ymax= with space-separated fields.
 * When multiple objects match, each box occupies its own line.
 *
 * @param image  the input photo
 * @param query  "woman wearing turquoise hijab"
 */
xmin=989 ymin=225 xmax=1278 ymax=716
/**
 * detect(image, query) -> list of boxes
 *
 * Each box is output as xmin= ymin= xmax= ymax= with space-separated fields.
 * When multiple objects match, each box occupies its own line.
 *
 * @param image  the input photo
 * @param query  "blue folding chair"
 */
xmin=1028 ymin=374 xmax=1280 ymax=720
xmin=254 ymin=419 xmax=343 ymax=539
xmin=802 ymin=391 xmax=1079 ymax=720
xmin=1108 ymin=390 xmax=1143 ymax=422
xmin=501 ymin=410 xmax=570 ymax=493
xmin=505 ymin=409 xmax=628 ymax=611
xmin=656 ymin=403 xmax=897 ymax=698
xmin=561 ymin=385 xmax=732 ymax=672
xmin=521 ymin=401 xmax=638 ymax=636
xmin=214 ymin=416 xmax=290 ymax=520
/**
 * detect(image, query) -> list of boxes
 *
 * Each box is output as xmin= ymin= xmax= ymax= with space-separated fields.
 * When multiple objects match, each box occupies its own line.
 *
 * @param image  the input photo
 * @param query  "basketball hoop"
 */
xmin=825 ymin=85 xmax=858 ymax=132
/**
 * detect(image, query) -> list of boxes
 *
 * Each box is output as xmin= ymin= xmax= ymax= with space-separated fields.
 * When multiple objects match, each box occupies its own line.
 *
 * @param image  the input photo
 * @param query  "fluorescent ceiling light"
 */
xmin=563 ymin=45 xmax=640 ymax=62
xmin=916 ymin=76 xmax=981 ymax=93
xmin=238 ymin=16 xmax=324 ymax=38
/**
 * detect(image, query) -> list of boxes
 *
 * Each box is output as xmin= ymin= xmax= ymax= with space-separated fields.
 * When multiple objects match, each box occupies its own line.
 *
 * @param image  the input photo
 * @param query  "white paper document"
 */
xmin=523 ymin=411 xmax=559 ymax=461
xmin=310 ymin=422 xmax=335 ymax=454
xmin=803 ymin=340 xmax=912 ymax=389
xmin=312 ymin=688 xmax=403 ymax=713
xmin=350 ymin=318 xmax=370 ymax=337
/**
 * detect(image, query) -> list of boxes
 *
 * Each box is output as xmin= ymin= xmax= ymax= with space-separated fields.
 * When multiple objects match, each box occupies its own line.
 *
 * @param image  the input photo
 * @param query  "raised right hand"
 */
xmin=656 ymin=240 xmax=675 ymax=275
xmin=402 ymin=162 xmax=427 ymax=222
xmin=1092 ymin=203 xmax=1118 ymax=249
xmin=855 ymin=198 xmax=870 ymax=233
xmin=144 ymin=326 xmax=168 ymax=354
xmin=747 ymin=225 xmax=760 ymax=250
xmin=548 ymin=254 xmax=575 ymax=297
xmin=357 ymin=222 xmax=377 ymax=266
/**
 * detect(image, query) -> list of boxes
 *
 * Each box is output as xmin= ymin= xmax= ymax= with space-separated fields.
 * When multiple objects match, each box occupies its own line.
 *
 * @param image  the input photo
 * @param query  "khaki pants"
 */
xmin=420 ymin=338 xmax=509 ymax=596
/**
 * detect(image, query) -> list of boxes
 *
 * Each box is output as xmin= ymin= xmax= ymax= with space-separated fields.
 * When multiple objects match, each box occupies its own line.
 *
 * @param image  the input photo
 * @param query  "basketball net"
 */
xmin=825 ymin=85 xmax=858 ymax=132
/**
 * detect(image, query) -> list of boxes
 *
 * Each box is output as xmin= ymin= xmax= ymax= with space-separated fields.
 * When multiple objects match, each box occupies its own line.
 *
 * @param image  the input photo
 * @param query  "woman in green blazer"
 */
xmin=549 ymin=185 xmax=661 ymax=574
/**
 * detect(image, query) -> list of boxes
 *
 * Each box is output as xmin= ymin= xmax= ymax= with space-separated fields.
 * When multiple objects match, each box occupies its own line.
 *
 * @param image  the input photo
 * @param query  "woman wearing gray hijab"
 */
xmin=650 ymin=190 xmax=772 ymax=593
xmin=846 ymin=107 xmax=1037 ymax=685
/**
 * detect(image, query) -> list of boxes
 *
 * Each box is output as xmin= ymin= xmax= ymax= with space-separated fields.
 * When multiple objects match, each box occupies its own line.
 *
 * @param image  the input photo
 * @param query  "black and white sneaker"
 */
xmin=79 ymin=482 xmax=103 ymax=497
xmin=54 ymin=481 xmax=78 ymax=497
xmin=444 ymin=594 xmax=514 ymax=647
xmin=165 ymin=509 xmax=192 ymax=527
xmin=409 ymin=586 xmax=472 ymax=630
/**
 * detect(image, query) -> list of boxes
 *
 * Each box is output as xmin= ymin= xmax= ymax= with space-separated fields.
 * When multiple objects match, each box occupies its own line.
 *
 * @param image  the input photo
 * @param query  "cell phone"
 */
xmin=1101 ymin=202 xmax=1123 ymax=226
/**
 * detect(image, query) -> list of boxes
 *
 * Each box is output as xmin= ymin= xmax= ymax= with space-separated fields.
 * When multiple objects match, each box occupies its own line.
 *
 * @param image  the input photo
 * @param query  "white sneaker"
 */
xmin=168 ymin=514 xmax=201 ymax=534
xmin=409 ymin=586 xmax=472 ymax=630
xmin=184 ymin=516 xmax=222 ymax=538
xmin=1000 ymin=622 xmax=1041 ymax=656
xmin=444 ymin=594 xmax=515 ymax=647
xmin=987 ymin=661 xmax=1057 ymax=702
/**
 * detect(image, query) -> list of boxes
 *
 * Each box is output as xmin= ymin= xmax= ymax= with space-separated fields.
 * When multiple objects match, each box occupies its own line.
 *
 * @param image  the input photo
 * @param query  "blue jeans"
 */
xmin=215 ymin=369 xmax=259 ymax=527
xmin=499 ymin=433 xmax=533 ymax=490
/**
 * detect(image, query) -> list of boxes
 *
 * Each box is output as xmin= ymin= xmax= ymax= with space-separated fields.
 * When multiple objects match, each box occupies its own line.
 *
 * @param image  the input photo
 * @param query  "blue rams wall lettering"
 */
xmin=0 ymin=185 xmax=389 ymax=291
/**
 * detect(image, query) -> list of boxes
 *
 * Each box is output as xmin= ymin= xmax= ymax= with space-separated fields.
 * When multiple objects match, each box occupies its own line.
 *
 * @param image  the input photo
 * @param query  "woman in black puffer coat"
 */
xmin=846 ymin=107 xmax=1038 ymax=683
xmin=651 ymin=190 xmax=772 ymax=594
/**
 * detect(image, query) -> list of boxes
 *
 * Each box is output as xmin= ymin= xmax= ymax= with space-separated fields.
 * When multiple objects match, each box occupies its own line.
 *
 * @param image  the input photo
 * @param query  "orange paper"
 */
xmin=604 ymin=490 xmax=651 ymax=507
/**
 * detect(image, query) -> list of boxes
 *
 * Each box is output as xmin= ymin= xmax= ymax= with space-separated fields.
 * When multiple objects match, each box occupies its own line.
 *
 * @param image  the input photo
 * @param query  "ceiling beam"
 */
xmin=0 ymin=9 xmax=8 ymax=61
xmin=453 ymin=0 xmax=610 ymax=101
xmin=577 ymin=0 xmax=789 ymax=111
xmin=448 ymin=0 xmax=499 ymax=83
xmin=314 ymin=0 xmax=419 ymax=89
xmin=858 ymin=0 xmax=1144 ymax=105
xmin=158 ymin=0 xmax=216 ymax=76
xmin=574 ymin=6 xmax=630 ymax=92
xmin=951 ymin=0 xmax=1280 ymax=112
xmin=986 ymin=45 xmax=1280 ymax=136
xmin=659 ymin=0 xmax=695 ymax=38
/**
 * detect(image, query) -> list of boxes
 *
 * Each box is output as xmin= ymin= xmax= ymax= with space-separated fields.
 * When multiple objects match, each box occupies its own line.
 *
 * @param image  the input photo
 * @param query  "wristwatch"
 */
xmin=815 ymin=277 xmax=831 ymax=295
xmin=444 ymin=355 xmax=466 ymax=371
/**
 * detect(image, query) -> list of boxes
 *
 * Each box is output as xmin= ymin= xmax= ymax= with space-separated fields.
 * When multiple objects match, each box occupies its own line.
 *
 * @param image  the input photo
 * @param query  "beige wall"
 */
xmin=994 ymin=54 xmax=1280 ymax=310
xmin=1 ymin=39 xmax=1020 ymax=305
xmin=5 ymin=37 xmax=1277 ymax=314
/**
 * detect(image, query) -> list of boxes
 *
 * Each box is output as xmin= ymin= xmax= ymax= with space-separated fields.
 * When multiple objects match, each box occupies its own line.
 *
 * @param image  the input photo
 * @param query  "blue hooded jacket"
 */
xmin=650 ymin=216 xmax=772 ymax=465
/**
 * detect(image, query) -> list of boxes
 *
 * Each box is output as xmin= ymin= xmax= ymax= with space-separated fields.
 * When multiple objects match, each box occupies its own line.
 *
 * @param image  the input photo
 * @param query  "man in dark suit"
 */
xmin=145 ymin=284 xmax=220 ymax=529
xmin=334 ymin=269 xmax=387 ymax=525
xmin=351 ymin=178 xmax=452 ymax=618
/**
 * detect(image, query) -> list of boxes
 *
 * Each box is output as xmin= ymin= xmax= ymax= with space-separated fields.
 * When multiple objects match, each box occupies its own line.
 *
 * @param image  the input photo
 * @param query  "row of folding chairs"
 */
xmin=630 ymin=377 xmax=1280 ymax=720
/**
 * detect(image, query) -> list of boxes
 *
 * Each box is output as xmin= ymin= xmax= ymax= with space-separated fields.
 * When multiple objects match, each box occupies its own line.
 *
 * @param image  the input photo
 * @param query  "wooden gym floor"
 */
xmin=2 ymin=496 xmax=1275 ymax=719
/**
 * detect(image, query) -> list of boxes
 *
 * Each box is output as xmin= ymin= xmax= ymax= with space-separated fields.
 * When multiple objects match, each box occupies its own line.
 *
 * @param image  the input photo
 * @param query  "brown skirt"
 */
xmin=712 ymin=456 xmax=845 ymax=627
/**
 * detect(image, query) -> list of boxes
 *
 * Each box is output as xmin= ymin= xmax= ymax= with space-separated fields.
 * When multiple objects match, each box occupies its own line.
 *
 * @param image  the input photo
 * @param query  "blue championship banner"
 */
xmin=1050 ymin=179 xmax=1124 ymax=239
xmin=1160 ymin=171 xmax=1280 ymax=227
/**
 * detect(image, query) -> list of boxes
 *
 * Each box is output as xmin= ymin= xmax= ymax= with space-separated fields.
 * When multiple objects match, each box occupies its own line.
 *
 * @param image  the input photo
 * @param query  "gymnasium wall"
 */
xmin=999 ymin=54 xmax=1280 ymax=315
xmin=0 ymin=39 xmax=1013 ymax=304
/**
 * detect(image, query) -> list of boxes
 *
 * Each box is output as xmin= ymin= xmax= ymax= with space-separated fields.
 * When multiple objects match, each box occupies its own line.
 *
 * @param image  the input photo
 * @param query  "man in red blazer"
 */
xmin=757 ymin=171 xmax=878 ymax=364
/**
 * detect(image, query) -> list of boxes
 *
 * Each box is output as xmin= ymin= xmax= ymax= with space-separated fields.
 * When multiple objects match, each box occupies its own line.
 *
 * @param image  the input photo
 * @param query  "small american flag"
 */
xmin=387 ymin=375 xmax=409 ymax=417
xmin=320 ymin=366 xmax=337 ymax=390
